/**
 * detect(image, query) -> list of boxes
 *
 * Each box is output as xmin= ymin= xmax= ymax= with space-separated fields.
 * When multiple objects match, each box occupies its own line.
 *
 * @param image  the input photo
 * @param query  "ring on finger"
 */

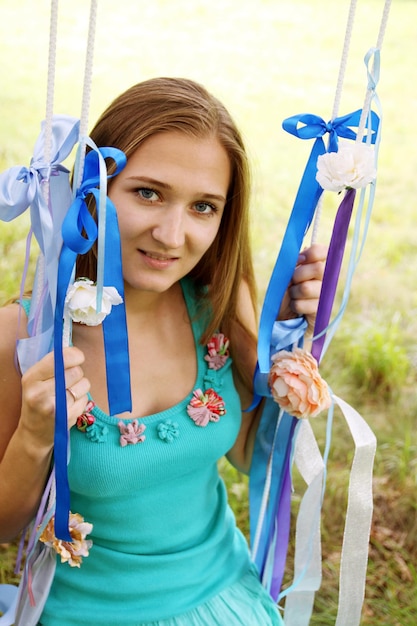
xmin=67 ymin=386 xmax=78 ymax=403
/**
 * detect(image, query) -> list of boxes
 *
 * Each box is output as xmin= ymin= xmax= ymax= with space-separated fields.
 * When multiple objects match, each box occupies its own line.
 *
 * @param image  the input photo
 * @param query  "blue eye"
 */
xmin=137 ymin=188 xmax=158 ymax=201
xmin=194 ymin=202 xmax=217 ymax=215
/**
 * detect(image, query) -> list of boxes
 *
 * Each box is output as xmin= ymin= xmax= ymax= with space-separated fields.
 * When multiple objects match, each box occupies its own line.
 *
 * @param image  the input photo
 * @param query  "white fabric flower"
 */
xmin=316 ymin=141 xmax=376 ymax=192
xmin=65 ymin=278 xmax=123 ymax=326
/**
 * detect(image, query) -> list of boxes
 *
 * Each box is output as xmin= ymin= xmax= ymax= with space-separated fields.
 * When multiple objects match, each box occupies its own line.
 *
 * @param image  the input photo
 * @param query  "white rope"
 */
xmin=330 ymin=0 xmax=358 ymax=123
xmin=356 ymin=0 xmax=392 ymax=143
xmin=34 ymin=0 xmax=59 ymax=320
xmin=76 ymin=0 xmax=98 ymax=189
xmin=42 ymin=0 xmax=59 ymax=204
xmin=310 ymin=0 xmax=357 ymax=245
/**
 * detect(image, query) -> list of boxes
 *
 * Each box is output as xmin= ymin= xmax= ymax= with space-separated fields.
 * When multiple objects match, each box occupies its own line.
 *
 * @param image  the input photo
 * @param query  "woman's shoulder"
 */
xmin=0 ymin=301 xmax=29 ymax=354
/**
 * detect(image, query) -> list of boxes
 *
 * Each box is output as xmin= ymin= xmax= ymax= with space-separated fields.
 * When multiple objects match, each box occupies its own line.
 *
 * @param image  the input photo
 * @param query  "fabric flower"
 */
xmin=157 ymin=420 xmax=180 ymax=443
xmin=65 ymin=278 xmax=123 ymax=326
xmin=118 ymin=419 xmax=146 ymax=446
xmin=39 ymin=512 xmax=93 ymax=568
xmin=76 ymin=400 xmax=96 ymax=432
xmin=86 ymin=423 xmax=109 ymax=443
xmin=269 ymin=347 xmax=331 ymax=419
xmin=204 ymin=333 xmax=230 ymax=370
xmin=187 ymin=388 xmax=226 ymax=427
xmin=316 ymin=141 xmax=376 ymax=192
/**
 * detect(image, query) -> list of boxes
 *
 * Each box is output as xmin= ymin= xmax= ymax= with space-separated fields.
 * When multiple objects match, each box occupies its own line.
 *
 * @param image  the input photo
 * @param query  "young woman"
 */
xmin=0 ymin=77 xmax=325 ymax=625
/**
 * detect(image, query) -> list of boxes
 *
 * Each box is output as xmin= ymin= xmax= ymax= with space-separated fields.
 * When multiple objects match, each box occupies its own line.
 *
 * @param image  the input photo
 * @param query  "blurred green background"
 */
xmin=1 ymin=1 xmax=416 ymax=624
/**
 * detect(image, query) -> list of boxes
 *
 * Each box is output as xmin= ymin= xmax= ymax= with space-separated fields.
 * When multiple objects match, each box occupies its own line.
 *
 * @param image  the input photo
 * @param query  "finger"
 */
xmin=66 ymin=378 xmax=90 ymax=405
xmin=289 ymin=280 xmax=322 ymax=311
xmin=290 ymin=297 xmax=320 ymax=317
xmin=62 ymin=346 xmax=86 ymax=369
xmin=64 ymin=362 xmax=87 ymax=390
xmin=23 ymin=346 xmax=86 ymax=385
xmin=297 ymin=243 xmax=327 ymax=265
xmin=292 ymin=261 xmax=325 ymax=285
xmin=290 ymin=264 xmax=324 ymax=295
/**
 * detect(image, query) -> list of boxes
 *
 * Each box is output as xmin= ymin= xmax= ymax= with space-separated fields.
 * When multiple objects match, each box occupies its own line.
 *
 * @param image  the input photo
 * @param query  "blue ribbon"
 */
xmin=257 ymin=108 xmax=379 ymax=381
xmin=250 ymin=107 xmax=380 ymax=598
xmin=53 ymin=146 xmax=132 ymax=540
xmin=250 ymin=320 xmax=305 ymax=595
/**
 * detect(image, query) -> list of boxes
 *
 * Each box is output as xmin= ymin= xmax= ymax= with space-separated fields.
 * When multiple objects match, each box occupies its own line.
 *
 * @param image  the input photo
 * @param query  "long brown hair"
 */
xmin=77 ymin=77 xmax=257 ymax=343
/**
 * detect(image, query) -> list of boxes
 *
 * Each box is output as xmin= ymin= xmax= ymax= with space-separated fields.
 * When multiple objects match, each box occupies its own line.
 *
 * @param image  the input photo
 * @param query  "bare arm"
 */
xmin=226 ymin=244 xmax=326 ymax=473
xmin=226 ymin=281 xmax=261 ymax=474
xmin=0 ymin=304 xmax=90 ymax=542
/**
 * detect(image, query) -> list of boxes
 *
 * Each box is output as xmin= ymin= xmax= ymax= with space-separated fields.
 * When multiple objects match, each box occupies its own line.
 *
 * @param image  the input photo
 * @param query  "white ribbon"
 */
xmin=283 ymin=419 xmax=325 ymax=625
xmin=334 ymin=395 xmax=376 ymax=626
xmin=282 ymin=394 xmax=376 ymax=625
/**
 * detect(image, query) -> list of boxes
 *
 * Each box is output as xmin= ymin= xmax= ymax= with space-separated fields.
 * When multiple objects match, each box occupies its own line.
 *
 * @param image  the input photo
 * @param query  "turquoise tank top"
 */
xmin=40 ymin=279 xmax=252 ymax=625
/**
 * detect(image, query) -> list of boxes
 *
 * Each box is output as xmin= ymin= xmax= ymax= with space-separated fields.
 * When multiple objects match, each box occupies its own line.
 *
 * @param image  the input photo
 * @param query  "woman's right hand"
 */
xmin=19 ymin=346 xmax=91 ymax=452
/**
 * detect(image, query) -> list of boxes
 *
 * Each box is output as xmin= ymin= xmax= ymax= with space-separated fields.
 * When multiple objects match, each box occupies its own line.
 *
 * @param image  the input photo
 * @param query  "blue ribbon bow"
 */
xmin=53 ymin=145 xmax=132 ymax=540
xmin=0 ymin=115 xmax=80 ymax=370
xmin=256 ymin=108 xmax=379 ymax=382
xmin=250 ymin=106 xmax=379 ymax=599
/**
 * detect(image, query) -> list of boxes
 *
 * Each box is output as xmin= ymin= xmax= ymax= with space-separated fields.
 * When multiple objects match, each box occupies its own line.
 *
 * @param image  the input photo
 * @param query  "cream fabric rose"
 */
xmin=39 ymin=512 xmax=93 ymax=567
xmin=316 ymin=141 xmax=376 ymax=192
xmin=65 ymin=278 xmax=123 ymax=326
xmin=268 ymin=347 xmax=331 ymax=418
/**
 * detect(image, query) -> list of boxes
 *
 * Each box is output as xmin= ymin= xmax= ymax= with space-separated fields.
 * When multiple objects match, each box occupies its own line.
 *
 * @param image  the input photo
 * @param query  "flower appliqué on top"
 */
xmin=76 ymin=401 xmax=109 ymax=443
xmin=204 ymin=333 xmax=230 ymax=370
xmin=157 ymin=420 xmax=180 ymax=443
xmin=187 ymin=333 xmax=229 ymax=427
xmin=76 ymin=400 xmax=96 ymax=432
xmin=118 ymin=419 xmax=146 ymax=446
xmin=187 ymin=388 xmax=226 ymax=427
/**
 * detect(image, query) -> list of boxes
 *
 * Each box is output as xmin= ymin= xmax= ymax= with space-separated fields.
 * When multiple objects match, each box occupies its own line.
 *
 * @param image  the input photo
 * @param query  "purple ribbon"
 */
xmin=270 ymin=440 xmax=294 ymax=599
xmin=250 ymin=108 xmax=379 ymax=601
xmin=311 ymin=188 xmax=357 ymax=363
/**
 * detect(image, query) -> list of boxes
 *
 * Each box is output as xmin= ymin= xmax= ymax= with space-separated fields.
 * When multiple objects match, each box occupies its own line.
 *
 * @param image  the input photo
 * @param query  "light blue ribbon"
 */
xmin=257 ymin=108 xmax=379 ymax=381
xmin=250 ymin=106 xmax=380 ymax=600
xmin=250 ymin=319 xmax=306 ymax=597
xmin=0 ymin=115 xmax=80 ymax=371
xmin=53 ymin=146 xmax=132 ymax=540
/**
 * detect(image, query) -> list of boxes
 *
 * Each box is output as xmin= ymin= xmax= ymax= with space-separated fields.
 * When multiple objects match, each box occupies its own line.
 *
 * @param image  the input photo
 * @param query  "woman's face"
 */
xmin=109 ymin=131 xmax=231 ymax=297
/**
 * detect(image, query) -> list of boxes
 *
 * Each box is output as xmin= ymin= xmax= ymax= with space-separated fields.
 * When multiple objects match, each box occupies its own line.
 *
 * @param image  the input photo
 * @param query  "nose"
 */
xmin=152 ymin=204 xmax=186 ymax=249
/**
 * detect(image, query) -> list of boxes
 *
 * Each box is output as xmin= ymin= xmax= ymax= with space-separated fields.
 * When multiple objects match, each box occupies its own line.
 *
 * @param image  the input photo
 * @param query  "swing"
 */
xmin=249 ymin=1 xmax=391 ymax=624
xmin=0 ymin=1 xmax=392 ymax=624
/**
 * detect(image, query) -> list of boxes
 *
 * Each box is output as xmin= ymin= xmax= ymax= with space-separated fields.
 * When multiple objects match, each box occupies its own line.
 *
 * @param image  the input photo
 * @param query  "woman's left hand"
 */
xmin=278 ymin=243 xmax=327 ymax=332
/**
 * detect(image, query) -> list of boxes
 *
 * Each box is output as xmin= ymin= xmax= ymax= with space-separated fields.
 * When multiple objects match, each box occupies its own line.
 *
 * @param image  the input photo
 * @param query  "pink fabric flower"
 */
xmin=76 ymin=400 xmax=96 ymax=432
xmin=39 ymin=512 xmax=93 ymax=568
xmin=204 ymin=333 xmax=230 ymax=370
xmin=187 ymin=388 xmax=226 ymax=427
xmin=269 ymin=347 xmax=331 ymax=419
xmin=118 ymin=419 xmax=146 ymax=446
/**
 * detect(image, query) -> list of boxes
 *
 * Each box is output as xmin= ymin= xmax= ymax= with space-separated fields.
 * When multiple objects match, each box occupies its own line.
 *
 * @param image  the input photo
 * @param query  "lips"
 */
xmin=142 ymin=250 xmax=178 ymax=261
xmin=139 ymin=249 xmax=179 ymax=270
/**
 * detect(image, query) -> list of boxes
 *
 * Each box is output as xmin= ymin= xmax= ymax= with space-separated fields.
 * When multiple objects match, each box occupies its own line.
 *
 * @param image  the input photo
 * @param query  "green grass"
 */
xmin=1 ymin=0 xmax=416 ymax=623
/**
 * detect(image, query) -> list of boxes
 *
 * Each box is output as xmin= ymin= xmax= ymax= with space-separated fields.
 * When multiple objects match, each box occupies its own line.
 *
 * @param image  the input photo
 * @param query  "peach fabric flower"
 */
xmin=39 ymin=512 xmax=93 ymax=567
xmin=268 ymin=347 xmax=331 ymax=418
